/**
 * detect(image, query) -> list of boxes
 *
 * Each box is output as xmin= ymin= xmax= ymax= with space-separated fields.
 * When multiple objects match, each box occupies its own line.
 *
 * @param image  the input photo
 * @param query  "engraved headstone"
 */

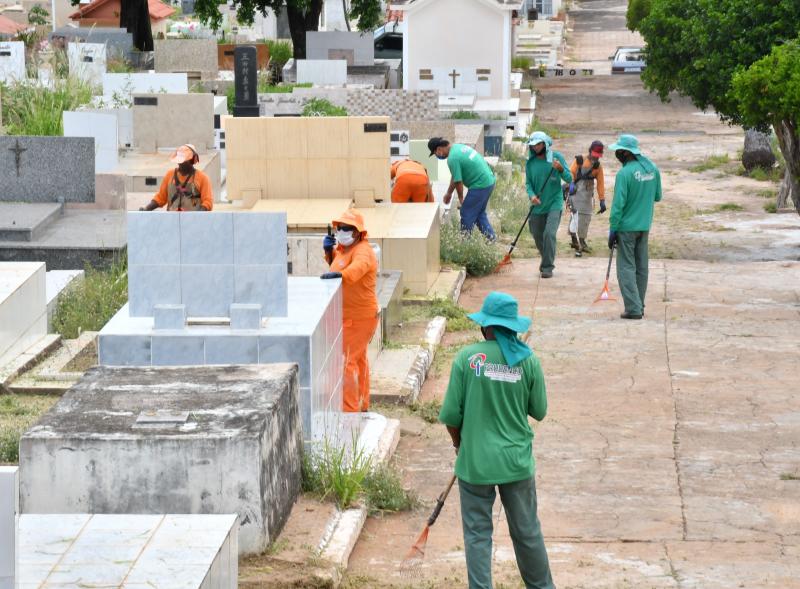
xmin=0 ymin=41 xmax=24 ymax=83
xmin=233 ymin=46 xmax=259 ymax=117
xmin=67 ymin=42 xmax=107 ymax=86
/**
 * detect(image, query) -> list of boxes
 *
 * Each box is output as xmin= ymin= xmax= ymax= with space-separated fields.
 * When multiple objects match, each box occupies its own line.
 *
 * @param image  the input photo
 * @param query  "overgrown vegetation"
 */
xmin=302 ymin=98 xmax=348 ymax=117
xmin=302 ymin=436 xmax=373 ymax=509
xmin=764 ymin=201 xmax=778 ymax=213
xmin=440 ymin=219 xmax=503 ymax=277
xmin=51 ymin=259 xmax=128 ymax=339
xmin=488 ymin=172 xmax=531 ymax=235
xmin=711 ymin=203 xmax=744 ymax=212
xmin=428 ymin=298 xmax=473 ymax=331
xmin=0 ymin=395 xmax=58 ymax=464
xmin=527 ymin=117 xmax=569 ymax=139
xmin=450 ymin=110 xmax=480 ymax=120
xmin=0 ymin=78 xmax=93 ymax=135
xmin=409 ymin=398 xmax=443 ymax=424
xmin=511 ymin=56 xmax=533 ymax=70
xmin=363 ymin=464 xmax=418 ymax=515
xmin=500 ymin=147 xmax=526 ymax=169
xmin=689 ymin=154 xmax=729 ymax=173
xmin=265 ymin=40 xmax=293 ymax=68
xmin=107 ymin=58 xmax=134 ymax=74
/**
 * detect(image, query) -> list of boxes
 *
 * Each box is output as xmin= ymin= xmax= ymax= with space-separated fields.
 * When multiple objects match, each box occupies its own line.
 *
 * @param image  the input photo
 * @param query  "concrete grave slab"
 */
xmin=45 ymin=269 xmax=83 ymax=331
xmin=0 ymin=41 xmax=24 ymax=83
xmin=67 ymin=42 xmax=107 ymax=86
xmin=0 ymin=203 xmax=61 ymax=242
xmin=20 ymin=364 xmax=301 ymax=555
xmin=63 ymin=110 xmax=119 ymax=173
xmin=0 ymin=262 xmax=46 ymax=366
xmin=0 ymin=137 xmax=95 ymax=203
xmin=154 ymin=39 xmax=219 ymax=80
xmin=132 ymin=93 xmax=215 ymax=152
xmin=102 ymin=72 xmax=189 ymax=101
xmin=306 ymin=31 xmax=374 ymax=66
xmin=18 ymin=513 xmax=237 ymax=587
xmin=296 ymin=59 xmax=347 ymax=86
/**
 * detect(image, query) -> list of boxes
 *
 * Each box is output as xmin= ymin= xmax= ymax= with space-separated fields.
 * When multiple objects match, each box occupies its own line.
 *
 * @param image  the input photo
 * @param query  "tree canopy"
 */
xmin=626 ymin=0 xmax=651 ymax=32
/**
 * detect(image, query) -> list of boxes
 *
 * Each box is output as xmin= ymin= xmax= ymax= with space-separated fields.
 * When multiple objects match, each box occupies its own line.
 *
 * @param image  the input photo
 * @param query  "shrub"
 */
xmin=302 ymin=98 xmax=347 ymax=117
xmin=440 ymin=219 xmax=503 ymax=277
xmin=1 ymin=78 xmax=93 ymax=135
xmin=51 ymin=259 xmax=128 ymax=339
xmin=266 ymin=40 xmax=293 ymax=69
xmin=363 ymin=464 xmax=418 ymax=515
xmin=450 ymin=110 xmax=480 ymax=120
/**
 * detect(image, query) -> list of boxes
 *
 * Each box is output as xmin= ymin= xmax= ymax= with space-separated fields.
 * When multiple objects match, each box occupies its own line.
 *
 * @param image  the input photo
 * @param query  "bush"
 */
xmin=363 ymin=464 xmax=418 ymax=515
xmin=512 ymin=56 xmax=532 ymax=70
xmin=440 ymin=219 xmax=503 ymax=277
xmin=302 ymin=98 xmax=348 ymax=117
xmin=450 ymin=110 xmax=480 ymax=119
xmin=266 ymin=40 xmax=293 ymax=68
xmin=1 ymin=78 xmax=93 ymax=135
xmin=302 ymin=436 xmax=373 ymax=509
xmin=51 ymin=259 xmax=128 ymax=339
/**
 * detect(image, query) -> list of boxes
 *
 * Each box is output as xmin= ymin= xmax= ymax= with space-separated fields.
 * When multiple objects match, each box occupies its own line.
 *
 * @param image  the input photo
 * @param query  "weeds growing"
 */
xmin=0 ymin=395 xmax=58 ymax=464
xmin=711 ymin=203 xmax=744 ymax=212
xmin=764 ymin=201 xmax=778 ymax=213
xmin=409 ymin=398 xmax=443 ymax=424
xmin=363 ymin=464 xmax=418 ymax=515
xmin=527 ymin=117 xmax=569 ymax=139
xmin=440 ymin=219 xmax=503 ymax=277
xmin=302 ymin=98 xmax=348 ymax=117
xmin=689 ymin=154 xmax=729 ymax=173
xmin=302 ymin=435 xmax=373 ymax=509
xmin=1 ymin=78 xmax=93 ymax=135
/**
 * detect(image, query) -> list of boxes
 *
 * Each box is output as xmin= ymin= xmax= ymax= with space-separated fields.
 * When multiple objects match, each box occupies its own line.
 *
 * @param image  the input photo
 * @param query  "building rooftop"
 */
xmin=69 ymin=0 xmax=176 ymax=21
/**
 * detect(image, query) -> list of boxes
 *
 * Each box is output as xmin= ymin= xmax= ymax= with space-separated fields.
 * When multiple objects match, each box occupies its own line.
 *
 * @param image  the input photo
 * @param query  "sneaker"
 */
xmin=541 ymin=272 xmax=553 ymax=279
xmin=574 ymin=250 xmax=582 ymax=258
xmin=620 ymin=312 xmax=643 ymax=320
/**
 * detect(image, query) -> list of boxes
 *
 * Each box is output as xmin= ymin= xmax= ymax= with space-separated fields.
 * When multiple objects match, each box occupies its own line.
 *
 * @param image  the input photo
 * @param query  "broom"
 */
xmin=593 ymin=244 xmax=617 ymax=303
xmin=401 ymin=474 xmax=457 ymax=570
xmin=494 ymin=166 xmax=557 ymax=272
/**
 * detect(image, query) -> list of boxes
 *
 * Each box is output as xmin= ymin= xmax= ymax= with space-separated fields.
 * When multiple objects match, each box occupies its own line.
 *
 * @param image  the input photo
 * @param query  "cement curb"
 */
xmin=402 ymin=316 xmax=447 ymax=405
xmin=0 ymin=334 xmax=61 ymax=395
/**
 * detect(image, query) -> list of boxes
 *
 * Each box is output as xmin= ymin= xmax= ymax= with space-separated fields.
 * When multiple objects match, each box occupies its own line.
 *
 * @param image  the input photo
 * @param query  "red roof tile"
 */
xmin=0 ymin=15 xmax=27 ymax=35
xmin=70 ymin=0 xmax=176 ymax=22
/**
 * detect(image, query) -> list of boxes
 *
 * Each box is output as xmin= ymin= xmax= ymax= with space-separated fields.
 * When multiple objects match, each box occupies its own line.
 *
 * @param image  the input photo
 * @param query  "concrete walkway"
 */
xmin=344 ymin=258 xmax=800 ymax=588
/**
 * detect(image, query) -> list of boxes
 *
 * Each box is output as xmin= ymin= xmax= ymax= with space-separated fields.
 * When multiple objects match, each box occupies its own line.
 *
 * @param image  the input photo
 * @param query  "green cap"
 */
xmin=468 ymin=292 xmax=532 ymax=334
xmin=609 ymin=134 xmax=642 ymax=155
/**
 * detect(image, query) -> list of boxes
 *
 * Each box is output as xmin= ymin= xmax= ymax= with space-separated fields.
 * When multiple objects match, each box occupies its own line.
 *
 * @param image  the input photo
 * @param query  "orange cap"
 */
xmin=170 ymin=144 xmax=199 ymax=164
xmin=332 ymin=209 xmax=366 ymax=233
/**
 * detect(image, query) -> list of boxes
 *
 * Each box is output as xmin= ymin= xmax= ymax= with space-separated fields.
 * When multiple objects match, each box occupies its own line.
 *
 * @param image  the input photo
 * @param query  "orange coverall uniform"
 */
xmin=391 ymin=160 xmax=434 ymax=203
xmin=152 ymin=168 xmax=214 ymax=211
xmin=329 ymin=239 xmax=379 ymax=412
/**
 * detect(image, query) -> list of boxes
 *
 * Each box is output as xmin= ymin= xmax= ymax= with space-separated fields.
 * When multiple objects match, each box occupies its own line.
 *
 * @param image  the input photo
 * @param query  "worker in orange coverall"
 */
xmin=391 ymin=159 xmax=435 ymax=203
xmin=321 ymin=210 xmax=379 ymax=412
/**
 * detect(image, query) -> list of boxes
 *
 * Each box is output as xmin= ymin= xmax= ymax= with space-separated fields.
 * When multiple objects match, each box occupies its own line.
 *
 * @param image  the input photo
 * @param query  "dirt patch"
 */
xmin=62 ymin=339 xmax=98 ymax=373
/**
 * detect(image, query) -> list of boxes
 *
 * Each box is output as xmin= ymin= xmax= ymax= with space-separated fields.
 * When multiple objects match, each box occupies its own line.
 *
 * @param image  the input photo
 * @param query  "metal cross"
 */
xmin=448 ymin=69 xmax=461 ymax=89
xmin=8 ymin=139 xmax=27 ymax=177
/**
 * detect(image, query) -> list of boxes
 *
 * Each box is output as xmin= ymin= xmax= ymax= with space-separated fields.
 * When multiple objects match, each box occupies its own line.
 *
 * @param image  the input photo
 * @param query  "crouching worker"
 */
xmin=439 ymin=291 xmax=555 ymax=589
xmin=391 ymin=159 xmax=434 ymax=203
xmin=322 ymin=210 xmax=379 ymax=412
xmin=139 ymin=144 xmax=213 ymax=212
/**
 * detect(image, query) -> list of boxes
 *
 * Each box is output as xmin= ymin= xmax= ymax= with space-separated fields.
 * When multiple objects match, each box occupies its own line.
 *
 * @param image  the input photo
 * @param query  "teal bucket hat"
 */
xmin=527 ymin=131 xmax=553 ymax=163
xmin=609 ymin=134 xmax=642 ymax=155
xmin=468 ymin=292 xmax=532 ymax=334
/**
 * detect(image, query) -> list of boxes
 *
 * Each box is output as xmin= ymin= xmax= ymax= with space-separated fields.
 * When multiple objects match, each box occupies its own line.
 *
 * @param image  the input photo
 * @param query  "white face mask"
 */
xmin=335 ymin=229 xmax=355 ymax=247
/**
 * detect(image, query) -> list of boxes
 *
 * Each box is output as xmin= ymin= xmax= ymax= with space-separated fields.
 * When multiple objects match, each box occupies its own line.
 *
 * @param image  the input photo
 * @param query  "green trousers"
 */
xmin=459 ymin=477 xmax=555 ymax=589
xmin=529 ymin=210 xmax=562 ymax=274
xmin=616 ymin=231 xmax=649 ymax=315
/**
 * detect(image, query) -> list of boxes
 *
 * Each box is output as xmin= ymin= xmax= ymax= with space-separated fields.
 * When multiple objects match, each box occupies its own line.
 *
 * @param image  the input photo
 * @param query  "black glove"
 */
xmin=592 ymin=160 xmax=601 ymax=170
xmin=598 ymin=200 xmax=607 ymax=214
xmin=323 ymin=235 xmax=336 ymax=252
xmin=575 ymin=154 xmax=584 ymax=167
xmin=608 ymin=230 xmax=618 ymax=250
xmin=320 ymin=272 xmax=342 ymax=280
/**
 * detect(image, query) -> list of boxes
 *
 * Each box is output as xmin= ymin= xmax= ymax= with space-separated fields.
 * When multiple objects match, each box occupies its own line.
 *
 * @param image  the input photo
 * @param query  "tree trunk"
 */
xmin=774 ymin=119 xmax=800 ymax=215
xmin=287 ymin=0 xmax=324 ymax=59
xmin=121 ymin=0 xmax=154 ymax=52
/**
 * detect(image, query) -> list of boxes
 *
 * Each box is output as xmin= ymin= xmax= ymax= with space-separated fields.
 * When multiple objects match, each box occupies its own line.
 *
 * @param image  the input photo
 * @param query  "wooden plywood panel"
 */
xmin=348 ymin=116 xmax=391 ymax=159
xmin=225 ymin=159 xmax=267 ymax=201
xmin=266 ymin=159 xmax=308 ymax=199
xmin=349 ymin=159 xmax=391 ymax=201
xmin=264 ymin=118 xmax=308 ymax=159
xmin=224 ymin=117 xmax=268 ymax=160
xmin=306 ymin=117 xmax=349 ymax=159
xmin=308 ymin=159 xmax=349 ymax=199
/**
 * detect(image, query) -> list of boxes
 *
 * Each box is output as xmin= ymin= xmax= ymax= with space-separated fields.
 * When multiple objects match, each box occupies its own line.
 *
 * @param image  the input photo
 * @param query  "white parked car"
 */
xmin=610 ymin=46 xmax=646 ymax=74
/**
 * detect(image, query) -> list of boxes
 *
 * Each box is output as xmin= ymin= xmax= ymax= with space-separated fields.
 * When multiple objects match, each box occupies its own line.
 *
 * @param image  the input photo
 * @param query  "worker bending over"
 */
xmin=140 ymin=144 xmax=213 ymax=212
xmin=568 ymin=140 xmax=606 ymax=256
xmin=391 ymin=159 xmax=434 ymax=203
xmin=322 ymin=210 xmax=379 ymax=412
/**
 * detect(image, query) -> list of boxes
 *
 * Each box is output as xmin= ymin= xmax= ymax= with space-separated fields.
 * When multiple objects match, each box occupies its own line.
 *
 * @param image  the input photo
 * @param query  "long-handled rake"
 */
xmin=401 ymin=474 xmax=457 ymax=572
xmin=494 ymin=166 xmax=557 ymax=272
xmin=594 ymin=244 xmax=617 ymax=303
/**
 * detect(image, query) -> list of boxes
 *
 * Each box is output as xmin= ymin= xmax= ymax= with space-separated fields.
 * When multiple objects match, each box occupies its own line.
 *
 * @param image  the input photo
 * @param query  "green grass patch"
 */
xmin=711 ymin=202 xmax=744 ymax=212
xmin=512 ymin=56 xmax=532 ymax=70
xmin=51 ymin=258 xmax=128 ymax=339
xmin=0 ymin=78 xmax=93 ymax=135
xmin=526 ymin=117 xmax=569 ymax=139
xmin=689 ymin=154 xmax=729 ymax=173
xmin=409 ymin=398 xmax=442 ymax=424
xmin=363 ymin=464 xmax=418 ymax=515
xmin=756 ymin=188 xmax=776 ymax=199
xmin=780 ymin=473 xmax=800 ymax=481
xmin=764 ymin=201 xmax=778 ymax=213
xmin=265 ymin=40 xmax=293 ymax=69
xmin=302 ymin=435 xmax=373 ymax=509
xmin=0 ymin=395 xmax=58 ymax=464
xmin=302 ymin=97 xmax=348 ymax=117
xmin=450 ymin=110 xmax=480 ymax=119
xmin=258 ymin=81 xmax=313 ymax=93
xmin=440 ymin=219 xmax=503 ymax=277
xmin=428 ymin=298 xmax=472 ymax=331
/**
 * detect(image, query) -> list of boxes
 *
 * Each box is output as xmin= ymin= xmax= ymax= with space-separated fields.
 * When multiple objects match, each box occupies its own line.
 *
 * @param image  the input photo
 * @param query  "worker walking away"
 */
xmin=428 ymin=137 xmax=497 ymax=240
xmin=439 ymin=291 xmax=555 ymax=589
xmin=139 ymin=144 xmax=213 ymax=211
xmin=391 ymin=159 xmax=434 ymax=203
xmin=321 ymin=210 xmax=379 ymax=412
xmin=568 ymin=140 xmax=606 ymax=256
xmin=526 ymin=131 xmax=572 ymax=278
xmin=607 ymin=134 xmax=662 ymax=320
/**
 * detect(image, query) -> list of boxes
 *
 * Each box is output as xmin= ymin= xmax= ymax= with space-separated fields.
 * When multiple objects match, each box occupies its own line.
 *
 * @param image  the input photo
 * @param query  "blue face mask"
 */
xmin=435 ymin=154 xmax=447 ymax=160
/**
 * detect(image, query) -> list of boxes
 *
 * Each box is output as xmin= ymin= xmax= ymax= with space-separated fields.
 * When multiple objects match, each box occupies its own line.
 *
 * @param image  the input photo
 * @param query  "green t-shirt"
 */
xmin=609 ymin=155 xmax=663 ymax=232
xmin=525 ymin=151 xmax=572 ymax=215
xmin=438 ymin=340 xmax=548 ymax=485
xmin=447 ymin=143 xmax=495 ymax=190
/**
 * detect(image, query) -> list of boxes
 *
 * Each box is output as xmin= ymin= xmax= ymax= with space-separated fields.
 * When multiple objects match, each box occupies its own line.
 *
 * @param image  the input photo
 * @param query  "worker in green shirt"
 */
xmin=439 ymin=291 xmax=554 ymax=589
xmin=607 ymin=134 xmax=663 ymax=320
xmin=429 ymin=137 xmax=497 ymax=240
xmin=526 ymin=131 xmax=572 ymax=278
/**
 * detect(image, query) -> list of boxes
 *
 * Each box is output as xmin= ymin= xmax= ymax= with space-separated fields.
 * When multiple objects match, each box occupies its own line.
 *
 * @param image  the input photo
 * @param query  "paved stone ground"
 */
xmin=342 ymin=1 xmax=800 ymax=587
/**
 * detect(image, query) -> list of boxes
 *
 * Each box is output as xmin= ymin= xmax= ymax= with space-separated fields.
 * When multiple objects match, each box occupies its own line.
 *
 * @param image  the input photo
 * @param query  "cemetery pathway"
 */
xmin=342 ymin=1 xmax=800 ymax=587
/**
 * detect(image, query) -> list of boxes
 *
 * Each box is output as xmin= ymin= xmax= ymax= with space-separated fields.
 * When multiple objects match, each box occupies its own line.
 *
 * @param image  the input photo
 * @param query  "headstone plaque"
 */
xmin=67 ymin=42 xmax=107 ymax=86
xmin=0 ymin=41 xmax=25 ymax=83
xmin=233 ymin=46 xmax=260 ymax=117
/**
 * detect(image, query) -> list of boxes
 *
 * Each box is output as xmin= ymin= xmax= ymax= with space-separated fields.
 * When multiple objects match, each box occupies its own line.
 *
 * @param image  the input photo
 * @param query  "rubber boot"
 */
xmin=580 ymin=238 xmax=592 ymax=254
xmin=570 ymin=233 xmax=580 ymax=251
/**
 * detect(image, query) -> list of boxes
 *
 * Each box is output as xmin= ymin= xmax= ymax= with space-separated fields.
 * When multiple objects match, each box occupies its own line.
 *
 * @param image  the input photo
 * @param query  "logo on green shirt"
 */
xmin=468 ymin=353 xmax=486 ymax=376
xmin=634 ymin=170 xmax=655 ymax=182
xmin=468 ymin=353 xmax=522 ymax=383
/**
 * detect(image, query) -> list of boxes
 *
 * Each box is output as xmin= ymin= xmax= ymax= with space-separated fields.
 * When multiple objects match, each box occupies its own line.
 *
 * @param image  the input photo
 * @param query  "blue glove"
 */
xmin=320 ymin=272 xmax=342 ymax=280
xmin=598 ymin=200 xmax=607 ymax=214
xmin=608 ymin=230 xmax=618 ymax=250
xmin=323 ymin=235 xmax=336 ymax=251
xmin=569 ymin=182 xmax=576 ymax=196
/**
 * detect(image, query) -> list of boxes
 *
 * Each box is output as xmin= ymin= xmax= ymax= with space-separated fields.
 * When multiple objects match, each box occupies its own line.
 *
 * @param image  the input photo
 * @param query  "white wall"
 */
xmin=404 ymin=0 xmax=507 ymax=99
